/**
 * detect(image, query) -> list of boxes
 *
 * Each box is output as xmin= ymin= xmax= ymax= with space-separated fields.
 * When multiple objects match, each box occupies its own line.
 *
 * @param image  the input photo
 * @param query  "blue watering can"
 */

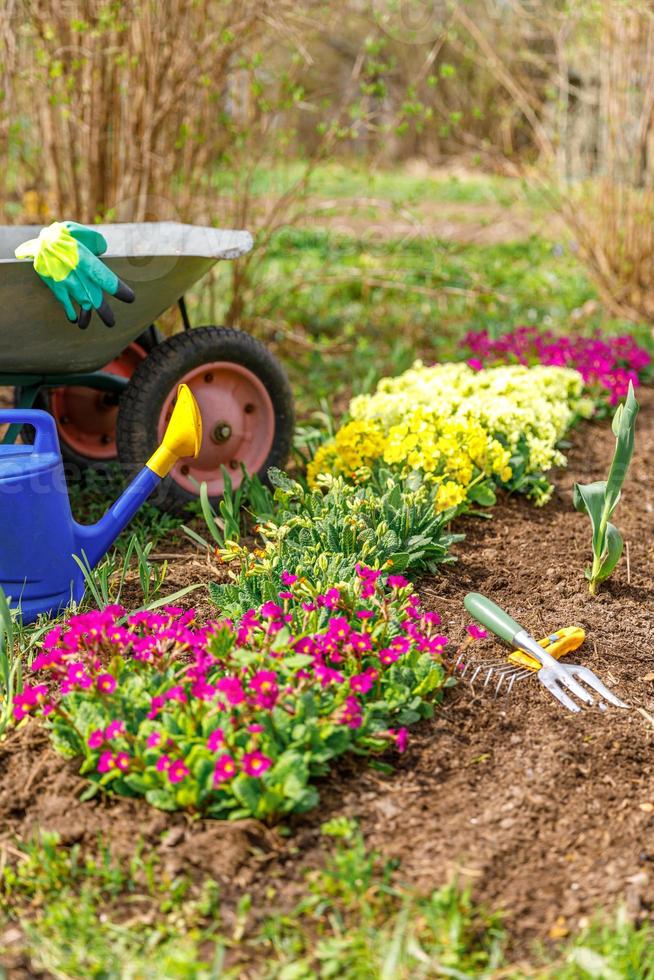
xmin=0 ymin=384 xmax=202 ymax=623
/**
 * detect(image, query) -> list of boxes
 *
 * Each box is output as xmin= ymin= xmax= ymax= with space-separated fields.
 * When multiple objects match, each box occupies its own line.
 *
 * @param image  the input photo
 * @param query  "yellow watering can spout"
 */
xmin=146 ymin=384 xmax=202 ymax=478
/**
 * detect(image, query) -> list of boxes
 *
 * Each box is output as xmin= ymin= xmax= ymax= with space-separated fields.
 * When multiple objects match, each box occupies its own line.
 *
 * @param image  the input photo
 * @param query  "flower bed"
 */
xmin=17 ymin=569 xmax=455 ymax=819
xmin=308 ymin=362 xmax=593 ymax=506
xmin=464 ymin=327 xmax=651 ymax=406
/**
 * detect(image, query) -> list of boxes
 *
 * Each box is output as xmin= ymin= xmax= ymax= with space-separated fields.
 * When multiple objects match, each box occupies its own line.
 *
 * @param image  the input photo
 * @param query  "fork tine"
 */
xmin=558 ymin=671 xmax=595 ymax=705
xmin=539 ymin=675 xmax=581 ymax=713
xmin=571 ymin=666 xmax=629 ymax=708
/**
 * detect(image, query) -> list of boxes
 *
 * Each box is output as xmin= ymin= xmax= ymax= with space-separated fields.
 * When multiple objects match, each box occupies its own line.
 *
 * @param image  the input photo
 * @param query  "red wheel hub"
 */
xmin=157 ymin=362 xmax=276 ymax=496
xmin=50 ymin=343 xmax=147 ymax=460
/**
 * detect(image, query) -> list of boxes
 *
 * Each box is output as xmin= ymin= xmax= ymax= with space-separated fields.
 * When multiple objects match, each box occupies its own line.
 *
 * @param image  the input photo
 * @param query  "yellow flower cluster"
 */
xmin=308 ymin=362 xmax=593 ymax=510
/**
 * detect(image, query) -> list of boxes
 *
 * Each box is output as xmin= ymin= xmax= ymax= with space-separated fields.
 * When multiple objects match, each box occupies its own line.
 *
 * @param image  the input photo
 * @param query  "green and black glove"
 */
xmin=15 ymin=220 xmax=135 ymax=328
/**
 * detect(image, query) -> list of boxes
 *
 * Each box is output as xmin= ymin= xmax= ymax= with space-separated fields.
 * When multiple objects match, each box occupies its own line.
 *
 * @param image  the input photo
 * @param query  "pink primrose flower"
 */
xmin=349 ymin=668 xmax=378 ymax=694
xmin=378 ymin=647 xmax=400 ymax=666
xmin=207 ymin=728 xmax=226 ymax=751
xmin=87 ymin=729 xmax=105 ymax=749
xmin=388 ymin=727 xmax=409 ymax=753
xmin=281 ymin=571 xmax=298 ymax=586
xmin=213 ymin=753 xmax=237 ymax=784
xmin=216 ymin=676 xmax=246 ymax=706
xmin=168 ymin=759 xmax=189 ymax=784
xmin=387 ymin=574 xmax=409 ymax=589
xmin=147 ymin=731 xmax=162 ymax=749
xmin=467 ymin=625 xmax=488 ymax=640
xmin=96 ymin=673 xmax=116 ymax=695
xmin=242 ymin=751 xmax=272 ymax=777
xmin=260 ymin=601 xmax=283 ymax=620
xmin=339 ymin=695 xmax=362 ymax=729
xmin=105 ymin=720 xmax=125 ymax=740
xmin=97 ymin=751 xmax=115 ymax=773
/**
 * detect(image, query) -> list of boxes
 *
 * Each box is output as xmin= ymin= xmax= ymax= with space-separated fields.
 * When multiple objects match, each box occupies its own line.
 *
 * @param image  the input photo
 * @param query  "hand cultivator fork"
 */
xmin=463 ymin=593 xmax=628 ymax=713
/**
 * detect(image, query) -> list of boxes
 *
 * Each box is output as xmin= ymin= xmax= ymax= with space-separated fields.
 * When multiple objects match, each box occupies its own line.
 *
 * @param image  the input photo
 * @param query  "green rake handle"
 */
xmin=464 ymin=592 xmax=524 ymax=645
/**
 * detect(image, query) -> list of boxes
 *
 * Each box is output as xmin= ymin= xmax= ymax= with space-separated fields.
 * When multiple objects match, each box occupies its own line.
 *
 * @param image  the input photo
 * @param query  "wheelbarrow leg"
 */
xmin=1 ymin=384 xmax=40 ymax=444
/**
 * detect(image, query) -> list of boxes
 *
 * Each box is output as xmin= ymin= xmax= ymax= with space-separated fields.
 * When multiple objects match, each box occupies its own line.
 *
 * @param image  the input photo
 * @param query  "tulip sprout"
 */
xmin=574 ymin=382 xmax=639 ymax=595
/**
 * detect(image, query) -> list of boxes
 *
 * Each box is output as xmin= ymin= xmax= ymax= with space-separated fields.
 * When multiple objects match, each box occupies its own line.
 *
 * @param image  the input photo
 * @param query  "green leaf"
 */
xmin=596 ymin=522 xmax=623 ymax=582
xmin=573 ymin=481 xmax=607 ymax=554
xmin=145 ymin=788 xmax=177 ymax=811
xmin=467 ymin=483 xmax=497 ymax=506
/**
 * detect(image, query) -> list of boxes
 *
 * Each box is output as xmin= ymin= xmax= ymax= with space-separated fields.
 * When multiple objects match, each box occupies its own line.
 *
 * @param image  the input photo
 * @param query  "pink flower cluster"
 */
xmin=465 ymin=327 xmax=650 ymax=404
xmin=19 ymin=566 xmax=448 ymax=816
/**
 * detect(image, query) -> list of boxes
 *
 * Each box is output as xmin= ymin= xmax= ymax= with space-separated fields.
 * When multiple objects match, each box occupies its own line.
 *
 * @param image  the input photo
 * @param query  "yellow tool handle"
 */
xmin=508 ymin=626 xmax=585 ymax=671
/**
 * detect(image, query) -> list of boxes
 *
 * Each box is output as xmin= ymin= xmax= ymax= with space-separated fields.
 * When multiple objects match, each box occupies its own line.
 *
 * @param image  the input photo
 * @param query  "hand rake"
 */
xmin=463 ymin=593 xmax=628 ymax=713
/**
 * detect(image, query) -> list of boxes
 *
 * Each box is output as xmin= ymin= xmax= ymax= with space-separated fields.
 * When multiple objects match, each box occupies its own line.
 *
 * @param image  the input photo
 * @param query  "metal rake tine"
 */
xmin=539 ymin=675 xmax=581 ymax=713
xmin=570 ymin=665 xmax=628 ymax=709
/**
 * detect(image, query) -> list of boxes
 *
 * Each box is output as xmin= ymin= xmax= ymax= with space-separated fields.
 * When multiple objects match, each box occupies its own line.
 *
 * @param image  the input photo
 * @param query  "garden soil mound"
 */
xmin=1 ymin=389 xmax=652 ymax=954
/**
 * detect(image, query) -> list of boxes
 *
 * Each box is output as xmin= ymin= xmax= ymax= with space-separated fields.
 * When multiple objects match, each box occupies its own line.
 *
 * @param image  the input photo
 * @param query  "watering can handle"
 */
xmin=0 ymin=410 xmax=60 ymax=454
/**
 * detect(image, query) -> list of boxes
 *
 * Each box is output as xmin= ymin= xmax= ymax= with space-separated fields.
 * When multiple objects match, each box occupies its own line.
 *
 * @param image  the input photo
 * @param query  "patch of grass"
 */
xmin=3 ymin=824 xmax=653 ymax=978
xmin=0 ymin=831 xmax=225 ymax=979
xmin=198 ymin=227 xmax=649 ymax=412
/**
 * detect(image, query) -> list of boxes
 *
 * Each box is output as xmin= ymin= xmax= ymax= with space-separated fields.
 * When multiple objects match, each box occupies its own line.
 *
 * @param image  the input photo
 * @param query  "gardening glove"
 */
xmin=15 ymin=220 xmax=135 ymax=329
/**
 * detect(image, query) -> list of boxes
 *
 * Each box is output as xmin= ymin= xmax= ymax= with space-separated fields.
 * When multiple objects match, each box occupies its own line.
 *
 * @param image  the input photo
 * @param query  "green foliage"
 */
xmin=31 ymin=580 xmax=447 ymax=820
xmin=0 ymin=586 xmax=20 ymax=736
xmin=573 ymin=382 xmax=639 ymax=593
xmin=0 ymin=831 xmax=224 ymax=979
xmin=210 ymin=468 xmax=463 ymax=618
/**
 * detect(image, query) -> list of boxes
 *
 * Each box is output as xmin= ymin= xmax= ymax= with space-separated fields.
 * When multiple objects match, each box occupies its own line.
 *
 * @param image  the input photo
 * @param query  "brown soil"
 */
xmin=0 ymin=389 xmax=653 ymax=960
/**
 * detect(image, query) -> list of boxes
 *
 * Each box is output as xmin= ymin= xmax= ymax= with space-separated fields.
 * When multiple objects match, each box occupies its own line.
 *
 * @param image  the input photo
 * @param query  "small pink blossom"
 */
xmin=467 ymin=625 xmax=488 ymax=640
xmin=168 ymin=759 xmax=189 ymax=783
xmin=213 ymin=753 xmax=237 ymax=784
xmin=87 ymin=729 xmax=105 ymax=749
xmin=242 ymin=751 xmax=272 ymax=777
xmin=96 ymin=673 xmax=116 ymax=695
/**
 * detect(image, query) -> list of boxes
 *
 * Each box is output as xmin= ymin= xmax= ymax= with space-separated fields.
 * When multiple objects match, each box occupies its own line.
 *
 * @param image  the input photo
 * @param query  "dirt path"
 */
xmin=1 ymin=390 xmax=652 ymax=959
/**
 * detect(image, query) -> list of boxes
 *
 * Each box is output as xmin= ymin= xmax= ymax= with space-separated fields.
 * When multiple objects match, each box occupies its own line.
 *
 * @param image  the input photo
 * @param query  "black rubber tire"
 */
xmin=16 ymin=326 xmax=162 ymax=474
xmin=115 ymin=326 xmax=295 ymax=514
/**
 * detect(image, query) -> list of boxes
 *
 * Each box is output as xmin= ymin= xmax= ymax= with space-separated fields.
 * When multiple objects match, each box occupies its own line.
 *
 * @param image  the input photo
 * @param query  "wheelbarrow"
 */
xmin=0 ymin=222 xmax=294 ymax=512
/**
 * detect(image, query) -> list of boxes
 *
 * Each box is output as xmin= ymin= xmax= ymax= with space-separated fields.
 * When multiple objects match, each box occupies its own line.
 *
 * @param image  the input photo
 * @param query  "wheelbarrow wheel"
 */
xmin=15 ymin=326 xmax=162 ymax=473
xmin=115 ymin=326 xmax=294 ymax=513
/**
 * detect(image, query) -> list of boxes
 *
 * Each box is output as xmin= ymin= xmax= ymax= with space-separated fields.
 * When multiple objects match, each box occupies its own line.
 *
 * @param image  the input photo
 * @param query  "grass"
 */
xmin=195 ymin=226 xmax=652 ymax=412
xmin=1 ymin=823 xmax=652 ymax=978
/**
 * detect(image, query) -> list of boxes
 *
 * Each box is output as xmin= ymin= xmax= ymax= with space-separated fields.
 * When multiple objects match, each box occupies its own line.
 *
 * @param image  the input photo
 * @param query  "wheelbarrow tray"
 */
xmin=0 ymin=222 xmax=252 ymax=373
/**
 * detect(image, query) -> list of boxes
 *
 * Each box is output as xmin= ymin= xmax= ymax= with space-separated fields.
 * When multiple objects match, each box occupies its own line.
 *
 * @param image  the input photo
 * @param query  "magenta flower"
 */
xmin=349 ymin=669 xmax=378 ymax=694
xmin=242 ymin=751 xmax=272 ymax=777
xmin=260 ymin=601 xmax=283 ymax=620
xmin=348 ymin=632 xmax=372 ymax=653
xmin=213 ymin=753 xmax=237 ymax=784
xmin=316 ymin=588 xmax=340 ymax=610
xmin=105 ymin=720 xmax=125 ymax=740
xmin=378 ymin=647 xmax=400 ymax=666
xmin=281 ymin=571 xmax=298 ymax=586
xmin=96 ymin=673 xmax=116 ymax=695
xmin=467 ymin=625 xmax=488 ymax=640
xmin=87 ymin=729 xmax=105 ymax=749
xmin=114 ymin=751 xmax=130 ymax=772
xmin=156 ymin=755 xmax=171 ymax=773
xmin=168 ymin=759 xmax=189 ymax=784
xmin=388 ymin=727 xmax=409 ymax=753
xmin=340 ymin=695 xmax=363 ymax=729
xmin=97 ymin=751 xmax=115 ymax=773
xmin=207 ymin=728 xmax=226 ymax=751
xmin=387 ymin=574 xmax=409 ymax=589
xmin=146 ymin=731 xmax=162 ymax=749
xmin=216 ymin=676 xmax=246 ymax=706
xmin=13 ymin=683 xmax=50 ymax=720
